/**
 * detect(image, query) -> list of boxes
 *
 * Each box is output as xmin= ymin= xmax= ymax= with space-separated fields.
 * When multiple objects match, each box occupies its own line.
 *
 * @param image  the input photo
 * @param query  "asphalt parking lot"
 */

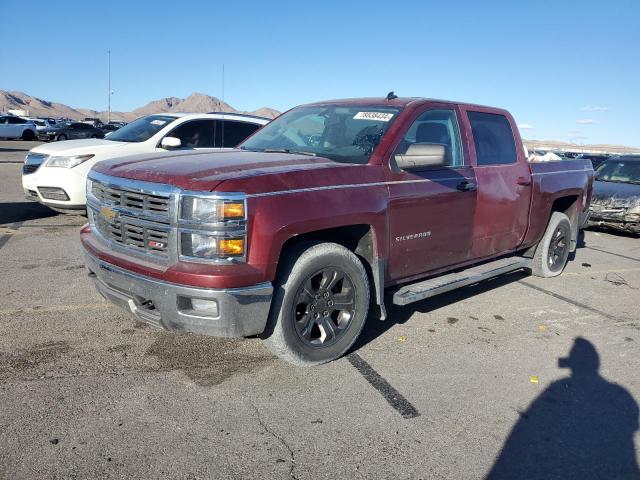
xmin=1 ymin=140 xmax=639 ymax=479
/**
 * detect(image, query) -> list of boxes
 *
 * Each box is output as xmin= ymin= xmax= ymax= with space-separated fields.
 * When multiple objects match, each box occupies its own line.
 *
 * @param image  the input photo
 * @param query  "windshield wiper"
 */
xmin=261 ymin=148 xmax=317 ymax=157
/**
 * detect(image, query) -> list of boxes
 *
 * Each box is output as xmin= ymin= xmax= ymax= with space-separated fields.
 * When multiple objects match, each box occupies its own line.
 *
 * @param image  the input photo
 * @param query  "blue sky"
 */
xmin=1 ymin=0 xmax=638 ymax=145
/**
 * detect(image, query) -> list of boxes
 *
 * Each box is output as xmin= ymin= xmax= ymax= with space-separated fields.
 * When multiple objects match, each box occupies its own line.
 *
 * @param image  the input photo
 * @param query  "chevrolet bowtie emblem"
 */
xmin=101 ymin=206 xmax=118 ymax=221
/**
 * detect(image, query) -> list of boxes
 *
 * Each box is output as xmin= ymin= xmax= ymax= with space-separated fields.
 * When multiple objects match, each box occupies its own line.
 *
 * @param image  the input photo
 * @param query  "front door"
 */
xmin=387 ymin=106 xmax=477 ymax=281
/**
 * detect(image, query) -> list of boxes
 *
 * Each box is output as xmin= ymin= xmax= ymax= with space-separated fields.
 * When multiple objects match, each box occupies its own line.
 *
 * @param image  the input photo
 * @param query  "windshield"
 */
xmin=240 ymin=105 xmax=401 ymax=164
xmin=595 ymin=159 xmax=640 ymax=184
xmin=107 ymin=115 xmax=177 ymax=143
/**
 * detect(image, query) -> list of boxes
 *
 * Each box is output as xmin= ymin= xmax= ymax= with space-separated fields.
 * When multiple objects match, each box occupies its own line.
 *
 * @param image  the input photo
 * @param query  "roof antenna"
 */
xmin=221 ymin=63 xmax=225 ymax=148
xmin=386 ymin=91 xmax=398 ymax=100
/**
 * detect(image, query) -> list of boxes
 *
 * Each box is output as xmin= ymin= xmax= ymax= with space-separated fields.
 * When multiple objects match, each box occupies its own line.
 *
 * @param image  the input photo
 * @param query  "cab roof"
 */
xmin=303 ymin=97 xmax=503 ymax=111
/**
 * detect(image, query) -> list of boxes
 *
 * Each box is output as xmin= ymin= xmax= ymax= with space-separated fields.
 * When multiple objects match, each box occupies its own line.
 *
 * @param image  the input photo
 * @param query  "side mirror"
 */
xmin=160 ymin=136 xmax=181 ymax=149
xmin=395 ymin=143 xmax=447 ymax=170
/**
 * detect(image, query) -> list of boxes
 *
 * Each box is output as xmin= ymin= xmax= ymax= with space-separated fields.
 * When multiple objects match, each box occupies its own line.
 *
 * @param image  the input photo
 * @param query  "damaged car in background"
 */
xmin=588 ymin=155 xmax=640 ymax=234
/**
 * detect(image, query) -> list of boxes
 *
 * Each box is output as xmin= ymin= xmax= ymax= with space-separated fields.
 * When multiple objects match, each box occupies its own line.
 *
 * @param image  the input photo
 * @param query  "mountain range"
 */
xmin=0 ymin=90 xmax=281 ymax=122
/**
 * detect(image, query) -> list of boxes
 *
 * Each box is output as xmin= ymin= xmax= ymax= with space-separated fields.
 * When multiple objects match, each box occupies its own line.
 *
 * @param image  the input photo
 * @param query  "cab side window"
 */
xmin=215 ymin=120 xmax=261 ymax=148
xmin=8 ymin=117 xmax=27 ymax=124
xmin=169 ymin=120 xmax=216 ymax=148
xmin=467 ymin=112 xmax=517 ymax=165
xmin=394 ymin=109 xmax=463 ymax=166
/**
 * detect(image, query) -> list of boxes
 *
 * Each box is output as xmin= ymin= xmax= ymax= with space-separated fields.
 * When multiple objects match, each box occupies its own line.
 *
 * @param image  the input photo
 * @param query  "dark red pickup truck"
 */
xmin=81 ymin=97 xmax=594 ymax=365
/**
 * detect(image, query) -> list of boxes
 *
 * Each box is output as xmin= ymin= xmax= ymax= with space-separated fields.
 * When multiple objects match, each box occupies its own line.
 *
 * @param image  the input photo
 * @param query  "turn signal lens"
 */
xmin=219 ymin=238 xmax=245 ymax=256
xmin=219 ymin=202 xmax=245 ymax=219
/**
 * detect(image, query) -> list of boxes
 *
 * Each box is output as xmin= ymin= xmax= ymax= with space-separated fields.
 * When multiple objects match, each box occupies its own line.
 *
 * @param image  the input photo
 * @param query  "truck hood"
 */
xmin=30 ymin=139 xmax=130 ymax=155
xmin=592 ymin=180 xmax=640 ymax=208
xmin=92 ymin=149 xmax=356 ymax=192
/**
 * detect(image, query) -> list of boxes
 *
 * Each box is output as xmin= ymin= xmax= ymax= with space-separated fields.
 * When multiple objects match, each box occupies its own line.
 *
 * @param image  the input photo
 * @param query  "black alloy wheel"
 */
xmin=292 ymin=267 xmax=356 ymax=347
xmin=548 ymin=224 xmax=570 ymax=272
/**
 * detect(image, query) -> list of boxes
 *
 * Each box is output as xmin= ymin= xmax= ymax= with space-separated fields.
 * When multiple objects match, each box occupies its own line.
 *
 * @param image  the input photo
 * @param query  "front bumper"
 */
xmin=37 ymin=132 xmax=58 ymax=141
xmin=22 ymin=164 xmax=88 ymax=207
xmin=588 ymin=207 xmax=640 ymax=234
xmin=84 ymin=252 xmax=273 ymax=337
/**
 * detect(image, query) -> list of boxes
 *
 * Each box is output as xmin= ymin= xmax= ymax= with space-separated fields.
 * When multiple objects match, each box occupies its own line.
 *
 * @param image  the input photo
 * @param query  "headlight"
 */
xmin=180 ymin=195 xmax=245 ymax=224
xmin=180 ymin=233 xmax=245 ymax=259
xmin=46 ymin=154 xmax=95 ymax=168
xmin=179 ymin=193 xmax=247 ymax=262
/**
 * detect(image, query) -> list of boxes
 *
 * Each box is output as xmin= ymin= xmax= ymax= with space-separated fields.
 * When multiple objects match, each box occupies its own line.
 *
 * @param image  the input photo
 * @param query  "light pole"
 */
xmin=107 ymin=50 xmax=111 ymax=123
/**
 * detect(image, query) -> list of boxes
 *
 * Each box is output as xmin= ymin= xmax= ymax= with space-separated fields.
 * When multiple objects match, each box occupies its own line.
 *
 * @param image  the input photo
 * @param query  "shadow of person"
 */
xmin=486 ymin=338 xmax=640 ymax=480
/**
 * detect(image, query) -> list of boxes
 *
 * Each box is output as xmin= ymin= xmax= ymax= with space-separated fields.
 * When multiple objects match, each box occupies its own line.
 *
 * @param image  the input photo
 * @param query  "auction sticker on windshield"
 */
xmin=353 ymin=112 xmax=395 ymax=122
xmin=150 ymin=120 xmax=167 ymax=126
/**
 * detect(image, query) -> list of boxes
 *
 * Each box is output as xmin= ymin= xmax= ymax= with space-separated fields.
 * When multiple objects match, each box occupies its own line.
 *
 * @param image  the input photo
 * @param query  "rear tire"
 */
xmin=262 ymin=242 xmax=370 ymax=366
xmin=57 ymin=134 xmax=67 ymax=141
xmin=529 ymin=212 xmax=572 ymax=278
xmin=21 ymin=129 xmax=36 ymax=140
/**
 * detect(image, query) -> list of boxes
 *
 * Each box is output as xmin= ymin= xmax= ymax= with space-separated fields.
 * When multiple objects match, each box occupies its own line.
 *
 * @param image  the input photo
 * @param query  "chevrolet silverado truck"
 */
xmin=81 ymin=97 xmax=594 ymax=365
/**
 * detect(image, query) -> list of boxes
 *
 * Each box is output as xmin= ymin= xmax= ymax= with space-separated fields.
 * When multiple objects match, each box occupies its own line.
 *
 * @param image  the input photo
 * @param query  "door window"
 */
xmin=394 ymin=109 xmax=463 ymax=166
xmin=215 ymin=120 xmax=261 ymax=148
xmin=8 ymin=117 xmax=27 ymax=124
xmin=168 ymin=120 xmax=216 ymax=148
xmin=467 ymin=112 xmax=517 ymax=165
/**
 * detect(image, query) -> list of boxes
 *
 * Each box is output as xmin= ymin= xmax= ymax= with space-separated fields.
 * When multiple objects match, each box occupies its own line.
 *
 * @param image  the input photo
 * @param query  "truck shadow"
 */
xmin=484 ymin=338 xmax=639 ymax=479
xmin=0 ymin=202 xmax=58 ymax=224
xmin=352 ymin=270 xmax=529 ymax=351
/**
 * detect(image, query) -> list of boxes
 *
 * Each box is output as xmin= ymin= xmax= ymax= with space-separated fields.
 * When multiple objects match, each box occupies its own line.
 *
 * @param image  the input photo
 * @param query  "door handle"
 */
xmin=517 ymin=177 xmax=531 ymax=186
xmin=457 ymin=181 xmax=477 ymax=192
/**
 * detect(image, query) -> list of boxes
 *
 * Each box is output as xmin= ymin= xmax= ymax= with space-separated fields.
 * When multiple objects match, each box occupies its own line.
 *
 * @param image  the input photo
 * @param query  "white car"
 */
xmin=22 ymin=112 xmax=269 ymax=213
xmin=27 ymin=117 xmax=58 ymax=132
xmin=0 ymin=115 xmax=38 ymax=140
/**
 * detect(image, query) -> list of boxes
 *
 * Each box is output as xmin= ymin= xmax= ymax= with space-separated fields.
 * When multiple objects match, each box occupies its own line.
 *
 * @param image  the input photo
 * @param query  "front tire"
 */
xmin=57 ymin=134 xmax=67 ymax=141
xmin=263 ymin=242 xmax=370 ymax=366
xmin=529 ymin=212 xmax=572 ymax=278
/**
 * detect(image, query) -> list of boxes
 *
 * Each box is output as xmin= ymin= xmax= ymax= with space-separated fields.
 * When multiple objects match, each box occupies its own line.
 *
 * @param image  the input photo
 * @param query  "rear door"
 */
xmin=387 ymin=105 xmax=477 ymax=280
xmin=68 ymin=123 xmax=84 ymax=139
xmin=462 ymin=109 xmax=532 ymax=258
xmin=7 ymin=116 xmax=27 ymax=137
xmin=215 ymin=120 xmax=261 ymax=147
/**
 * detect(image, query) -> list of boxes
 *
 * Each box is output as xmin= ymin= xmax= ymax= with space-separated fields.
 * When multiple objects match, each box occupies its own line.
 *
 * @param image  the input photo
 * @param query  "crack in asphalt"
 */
xmin=251 ymin=404 xmax=299 ymax=480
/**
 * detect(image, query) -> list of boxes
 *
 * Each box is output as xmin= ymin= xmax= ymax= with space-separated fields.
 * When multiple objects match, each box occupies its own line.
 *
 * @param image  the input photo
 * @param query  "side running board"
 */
xmin=392 ymin=257 xmax=531 ymax=306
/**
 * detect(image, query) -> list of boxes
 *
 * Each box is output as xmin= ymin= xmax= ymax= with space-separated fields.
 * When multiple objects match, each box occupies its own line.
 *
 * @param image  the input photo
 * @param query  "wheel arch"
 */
xmin=276 ymin=224 xmax=387 ymax=319
xmin=549 ymin=195 xmax=580 ymax=251
xmin=523 ymin=193 xmax=581 ymax=257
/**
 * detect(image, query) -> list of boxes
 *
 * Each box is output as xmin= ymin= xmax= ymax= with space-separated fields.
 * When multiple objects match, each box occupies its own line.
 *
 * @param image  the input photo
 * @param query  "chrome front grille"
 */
xmin=91 ymin=181 xmax=170 ymax=216
xmin=93 ymin=212 xmax=170 ymax=256
xmin=23 ymin=153 xmax=49 ymax=175
xmin=87 ymin=172 xmax=179 ymax=262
